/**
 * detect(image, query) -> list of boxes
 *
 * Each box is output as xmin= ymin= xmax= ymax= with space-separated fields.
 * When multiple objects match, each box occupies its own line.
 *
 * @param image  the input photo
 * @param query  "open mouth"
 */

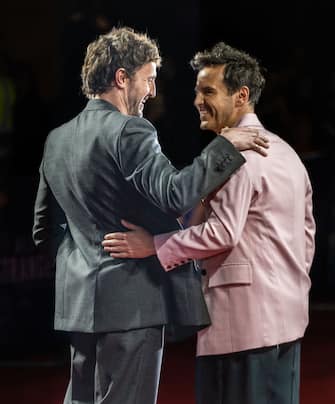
xmin=139 ymin=98 xmax=148 ymax=110
xmin=198 ymin=104 xmax=210 ymax=114
xmin=199 ymin=109 xmax=210 ymax=120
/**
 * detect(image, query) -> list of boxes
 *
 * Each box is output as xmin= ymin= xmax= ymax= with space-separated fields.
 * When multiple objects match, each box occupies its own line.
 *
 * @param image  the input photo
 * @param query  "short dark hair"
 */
xmin=190 ymin=42 xmax=266 ymax=105
xmin=81 ymin=26 xmax=161 ymax=98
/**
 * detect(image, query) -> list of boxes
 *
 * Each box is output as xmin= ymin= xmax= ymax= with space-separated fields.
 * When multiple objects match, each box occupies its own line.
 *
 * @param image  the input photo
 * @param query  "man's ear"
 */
xmin=236 ymin=86 xmax=249 ymax=106
xmin=114 ymin=68 xmax=129 ymax=88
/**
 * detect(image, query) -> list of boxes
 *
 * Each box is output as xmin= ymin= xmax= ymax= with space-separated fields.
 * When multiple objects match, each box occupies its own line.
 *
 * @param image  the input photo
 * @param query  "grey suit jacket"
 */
xmin=33 ymin=99 xmax=245 ymax=337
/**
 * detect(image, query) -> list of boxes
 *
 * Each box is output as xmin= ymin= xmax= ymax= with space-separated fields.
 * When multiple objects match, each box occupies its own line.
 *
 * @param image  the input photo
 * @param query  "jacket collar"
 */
xmin=84 ymin=98 xmax=120 ymax=112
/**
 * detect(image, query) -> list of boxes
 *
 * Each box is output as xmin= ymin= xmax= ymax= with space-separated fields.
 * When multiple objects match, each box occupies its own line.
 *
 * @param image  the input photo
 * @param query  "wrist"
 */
xmin=220 ymin=127 xmax=235 ymax=145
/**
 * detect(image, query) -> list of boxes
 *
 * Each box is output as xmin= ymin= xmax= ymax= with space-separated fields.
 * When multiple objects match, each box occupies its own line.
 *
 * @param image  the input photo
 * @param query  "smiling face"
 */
xmin=126 ymin=62 xmax=157 ymax=117
xmin=194 ymin=65 xmax=240 ymax=133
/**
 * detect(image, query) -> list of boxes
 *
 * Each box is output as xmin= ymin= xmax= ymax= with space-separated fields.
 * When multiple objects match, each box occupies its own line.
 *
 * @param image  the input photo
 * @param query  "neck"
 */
xmin=97 ymin=90 xmax=128 ymax=115
xmin=217 ymin=107 xmax=254 ymax=133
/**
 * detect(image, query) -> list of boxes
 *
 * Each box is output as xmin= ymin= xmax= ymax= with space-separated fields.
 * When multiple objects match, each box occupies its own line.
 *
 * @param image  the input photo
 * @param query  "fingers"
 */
xmin=102 ymin=240 xmax=124 ymax=248
xmin=102 ymin=225 xmax=135 ymax=258
xmin=241 ymin=128 xmax=269 ymax=141
xmin=255 ymin=136 xmax=269 ymax=148
xmin=102 ymin=236 xmax=127 ymax=246
xmin=257 ymin=138 xmax=269 ymax=147
xmin=104 ymin=232 xmax=125 ymax=240
xmin=252 ymin=144 xmax=268 ymax=157
xmin=248 ymin=132 xmax=269 ymax=156
xmin=103 ymin=242 xmax=130 ymax=255
xmin=103 ymin=240 xmax=133 ymax=258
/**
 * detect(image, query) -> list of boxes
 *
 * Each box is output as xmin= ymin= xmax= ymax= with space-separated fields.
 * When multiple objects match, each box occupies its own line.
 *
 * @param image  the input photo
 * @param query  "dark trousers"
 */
xmin=196 ymin=339 xmax=301 ymax=404
xmin=63 ymin=326 xmax=164 ymax=404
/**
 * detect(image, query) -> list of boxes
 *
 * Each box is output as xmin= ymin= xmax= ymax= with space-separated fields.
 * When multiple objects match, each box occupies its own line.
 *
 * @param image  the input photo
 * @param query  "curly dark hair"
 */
xmin=81 ymin=26 xmax=161 ymax=98
xmin=190 ymin=42 xmax=266 ymax=105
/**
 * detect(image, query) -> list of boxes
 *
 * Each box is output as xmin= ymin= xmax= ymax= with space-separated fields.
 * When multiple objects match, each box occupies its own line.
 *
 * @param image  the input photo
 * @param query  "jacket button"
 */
xmin=215 ymin=161 xmax=227 ymax=172
xmin=201 ymin=269 xmax=207 ymax=276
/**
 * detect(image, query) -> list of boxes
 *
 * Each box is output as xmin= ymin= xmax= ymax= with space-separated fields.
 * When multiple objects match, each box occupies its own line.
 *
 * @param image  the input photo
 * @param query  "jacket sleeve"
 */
xmin=304 ymin=173 xmax=316 ymax=273
xmin=153 ymin=166 xmax=253 ymax=270
xmin=116 ymin=117 xmax=245 ymax=217
xmin=32 ymin=159 xmax=67 ymax=261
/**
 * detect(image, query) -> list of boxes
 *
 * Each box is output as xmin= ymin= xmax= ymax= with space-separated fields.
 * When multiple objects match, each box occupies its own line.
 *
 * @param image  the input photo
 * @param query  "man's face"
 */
xmin=126 ymin=62 xmax=157 ymax=117
xmin=194 ymin=65 xmax=237 ymax=133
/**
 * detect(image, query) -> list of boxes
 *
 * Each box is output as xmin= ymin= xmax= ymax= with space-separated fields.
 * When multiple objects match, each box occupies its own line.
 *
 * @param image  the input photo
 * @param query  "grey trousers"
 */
xmin=195 ymin=339 xmax=301 ymax=404
xmin=63 ymin=326 xmax=164 ymax=404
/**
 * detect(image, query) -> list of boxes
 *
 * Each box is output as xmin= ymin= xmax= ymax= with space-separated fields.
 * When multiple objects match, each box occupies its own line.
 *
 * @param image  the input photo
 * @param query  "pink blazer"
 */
xmin=154 ymin=113 xmax=316 ymax=356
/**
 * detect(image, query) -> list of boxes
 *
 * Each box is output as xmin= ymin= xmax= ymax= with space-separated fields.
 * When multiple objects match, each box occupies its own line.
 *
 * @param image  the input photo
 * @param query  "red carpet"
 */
xmin=299 ymin=307 xmax=335 ymax=404
xmin=0 ymin=307 xmax=334 ymax=404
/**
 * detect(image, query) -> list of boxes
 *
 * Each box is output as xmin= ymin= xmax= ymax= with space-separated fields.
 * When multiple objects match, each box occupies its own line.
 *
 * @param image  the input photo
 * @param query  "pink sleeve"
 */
xmin=153 ymin=167 xmax=252 ymax=271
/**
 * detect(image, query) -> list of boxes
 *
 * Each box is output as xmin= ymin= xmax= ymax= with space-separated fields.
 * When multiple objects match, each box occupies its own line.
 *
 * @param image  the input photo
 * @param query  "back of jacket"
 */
xmin=33 ymin=99 xmax=244 ymax=333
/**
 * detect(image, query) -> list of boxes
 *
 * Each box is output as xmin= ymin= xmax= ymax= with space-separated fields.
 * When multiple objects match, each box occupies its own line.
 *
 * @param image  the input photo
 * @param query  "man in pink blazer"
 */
xmin=102 ymin=42 xmax=316 ymax=404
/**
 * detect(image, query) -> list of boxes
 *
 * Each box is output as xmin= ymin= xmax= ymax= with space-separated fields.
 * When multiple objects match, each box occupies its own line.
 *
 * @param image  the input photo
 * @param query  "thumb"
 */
xmin=121 ymin=219 xmax=141 ymax=230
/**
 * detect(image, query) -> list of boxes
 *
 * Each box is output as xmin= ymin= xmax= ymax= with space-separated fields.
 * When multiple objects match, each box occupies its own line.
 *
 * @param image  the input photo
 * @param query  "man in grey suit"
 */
xmin=33 ymin=26 xmax=268 ymax=404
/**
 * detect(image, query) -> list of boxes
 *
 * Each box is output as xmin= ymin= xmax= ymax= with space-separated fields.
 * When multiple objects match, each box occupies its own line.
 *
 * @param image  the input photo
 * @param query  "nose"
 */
xmin=149 ymin=81 xmax=156 ymax=98
xmin=194 ymin=92 xmax=203 ymax=107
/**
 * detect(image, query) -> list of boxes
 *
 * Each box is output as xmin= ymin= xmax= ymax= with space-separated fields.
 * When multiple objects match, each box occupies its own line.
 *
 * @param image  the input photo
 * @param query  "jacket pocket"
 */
xmin=208 ymin=263 xmax=252 ymax=288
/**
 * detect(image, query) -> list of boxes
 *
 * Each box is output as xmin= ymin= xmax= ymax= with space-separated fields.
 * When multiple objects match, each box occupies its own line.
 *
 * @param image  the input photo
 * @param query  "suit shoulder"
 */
xmin=101 ymin=111 xmax=155 ymax=133
xmin=44 ymin=117 xmax=77 ymax=147
xmin=44 ymin=124 xmax=64 ymax=146
xmin=122 ymin=116 xmax=156 ymax=132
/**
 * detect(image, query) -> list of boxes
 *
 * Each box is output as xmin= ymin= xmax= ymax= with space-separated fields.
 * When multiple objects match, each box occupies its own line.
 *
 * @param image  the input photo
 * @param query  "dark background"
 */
xmin=0 ymin=0 xmax=333 ymax=354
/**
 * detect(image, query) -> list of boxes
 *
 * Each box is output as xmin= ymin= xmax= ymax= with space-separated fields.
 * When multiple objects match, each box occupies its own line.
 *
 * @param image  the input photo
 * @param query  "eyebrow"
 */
xmin=195 ymin=85 xmax=214 ymax=92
